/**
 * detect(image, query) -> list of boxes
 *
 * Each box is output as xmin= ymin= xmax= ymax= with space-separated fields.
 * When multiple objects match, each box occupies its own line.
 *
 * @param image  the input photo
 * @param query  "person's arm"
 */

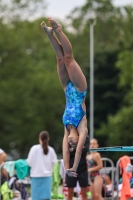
xmin=72 ymin=131 xmax=87 ymax=172
xmin=88 ymin=153 xmax=103 ymax=172
xmin=66 ymin=131 xmax=87 ymax=177
xmin=82 ymin=135 xmax=89 ymax=154
xmin=0 ymin=150 xmax=7 ymax=165
xmin=62 ymin=128 xmax=70 ymax=170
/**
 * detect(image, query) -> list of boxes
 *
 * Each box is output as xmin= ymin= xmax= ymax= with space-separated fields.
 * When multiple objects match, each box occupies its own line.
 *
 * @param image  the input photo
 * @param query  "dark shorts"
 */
xmin=65 ymin=169 xmax=88 ymax=188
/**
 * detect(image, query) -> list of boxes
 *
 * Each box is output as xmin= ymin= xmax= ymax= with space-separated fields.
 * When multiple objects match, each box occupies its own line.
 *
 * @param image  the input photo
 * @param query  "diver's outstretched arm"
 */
xmin=67 ymin=117 xmax=88 ymax=176
xmin=62 ymin=128 xmax=70 ymax=170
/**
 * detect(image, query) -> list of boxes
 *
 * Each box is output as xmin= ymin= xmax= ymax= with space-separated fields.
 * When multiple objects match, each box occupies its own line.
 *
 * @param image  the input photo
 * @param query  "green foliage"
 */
xmin=1 ymin=0 xmax=133 ymax=159
xmin=0 ymin=18 xmax=64 ymax=157
xmin=67 ymin=0 xmax=126 ymax=129
xmin=67 ymin=0 xmax=133 ymax=152
xmin=0 ymin=0 xmax=47 ymax=22
xmin=96 ymin=48 xmax=133 ymax=159
xmin=116 ymin=50 xmax=133 ymax=88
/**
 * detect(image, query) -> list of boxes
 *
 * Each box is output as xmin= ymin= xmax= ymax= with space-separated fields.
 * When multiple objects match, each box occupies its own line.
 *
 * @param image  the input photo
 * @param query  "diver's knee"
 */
xmin=56 ymin=56 xmax=64 ymax=65
xmin=64 ymin=54 xmax=73 ymax=65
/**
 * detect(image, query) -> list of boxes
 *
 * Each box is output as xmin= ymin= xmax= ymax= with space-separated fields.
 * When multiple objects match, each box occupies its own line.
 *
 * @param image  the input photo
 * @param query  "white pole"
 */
xmin=90 ymin=23 xmax=94 ymax=139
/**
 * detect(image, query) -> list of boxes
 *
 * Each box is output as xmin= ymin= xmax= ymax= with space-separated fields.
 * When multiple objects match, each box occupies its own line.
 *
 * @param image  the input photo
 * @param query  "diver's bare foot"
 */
xmin=48 ymin=17 xmax=62 ymax=32
xmin=40 ymin=21 xmax=53 ymax=35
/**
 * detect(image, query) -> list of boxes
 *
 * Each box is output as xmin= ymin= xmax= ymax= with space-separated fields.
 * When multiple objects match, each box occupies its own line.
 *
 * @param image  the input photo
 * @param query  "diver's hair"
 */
xmin=39 ymin=131 xmax=49 ymax=155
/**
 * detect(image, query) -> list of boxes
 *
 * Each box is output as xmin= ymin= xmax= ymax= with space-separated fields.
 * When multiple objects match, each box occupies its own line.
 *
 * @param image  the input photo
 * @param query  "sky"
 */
xmin=45 ymin=0 xmax=133 ymax=19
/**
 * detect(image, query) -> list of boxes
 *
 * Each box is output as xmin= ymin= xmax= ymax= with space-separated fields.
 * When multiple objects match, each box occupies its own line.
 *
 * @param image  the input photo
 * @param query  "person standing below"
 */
xmin=65 ymin=135 xmax=89 ymax=200
xmin=27 ymin=131 xmax=57 ymax=200
xmin=86 ymin=138 xmax=104 ymax=200
xmin=40 ymin=18 xmax=88 ymax=177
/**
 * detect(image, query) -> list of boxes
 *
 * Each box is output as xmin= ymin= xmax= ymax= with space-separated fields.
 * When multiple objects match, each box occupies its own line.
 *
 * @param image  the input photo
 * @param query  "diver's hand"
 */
xmin=66 ymin=168 xmax=77 ymax=177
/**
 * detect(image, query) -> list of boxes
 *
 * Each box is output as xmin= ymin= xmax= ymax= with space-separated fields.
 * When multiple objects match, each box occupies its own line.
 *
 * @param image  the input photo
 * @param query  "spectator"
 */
xmin=27 ymin=130 xmax=57 ymax=200
xmin=0 ymin=167 xmax=20 ymax=200
xmin=86 ymin=138 xmax=104 ymax=200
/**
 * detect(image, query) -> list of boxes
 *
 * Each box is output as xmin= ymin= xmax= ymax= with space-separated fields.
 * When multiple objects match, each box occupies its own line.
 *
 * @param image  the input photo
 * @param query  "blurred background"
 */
xmin=0 ymin=0 xmax=133 ymax=161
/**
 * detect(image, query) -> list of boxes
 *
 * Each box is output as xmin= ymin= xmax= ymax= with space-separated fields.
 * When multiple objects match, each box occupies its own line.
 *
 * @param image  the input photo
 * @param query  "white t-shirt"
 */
xmin=0 ymin=148 xmax=4 ymax=154
xmin=27 ymin=144 xmax=57 ymax=177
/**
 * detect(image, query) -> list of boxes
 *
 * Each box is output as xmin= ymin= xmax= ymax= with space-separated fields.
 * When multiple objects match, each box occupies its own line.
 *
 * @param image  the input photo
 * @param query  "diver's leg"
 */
xmin=48 ymin=18 xmax=87 ymax=92
xmin=41 ymin=21 xmax=69 ymax=89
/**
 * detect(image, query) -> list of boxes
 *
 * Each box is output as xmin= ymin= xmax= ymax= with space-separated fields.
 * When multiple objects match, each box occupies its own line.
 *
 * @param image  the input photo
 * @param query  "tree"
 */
xmin=0 ymin=19 xmax=65 ymax=157
xmin=0 ymin=0 xmax=47 ymax=22
xmin=96 ymin=49 xmax=133 ymax=150
xmin=1 ymin=0 xmax=133 ymax=157
xmin=66 ymin=0 xmax=133 ymax=149
xmin=66 ymin=0 xmax=125 ymax=127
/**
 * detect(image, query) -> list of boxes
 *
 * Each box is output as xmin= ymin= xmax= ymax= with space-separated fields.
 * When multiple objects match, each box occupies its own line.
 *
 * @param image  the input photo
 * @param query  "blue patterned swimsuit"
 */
xmin=62 ymin=81 xmax=87 ymax=129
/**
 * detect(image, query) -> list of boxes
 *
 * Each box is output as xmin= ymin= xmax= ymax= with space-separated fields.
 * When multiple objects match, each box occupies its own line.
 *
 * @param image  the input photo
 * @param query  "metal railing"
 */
xmin=100 ymin=158 xmax=115 ymax=200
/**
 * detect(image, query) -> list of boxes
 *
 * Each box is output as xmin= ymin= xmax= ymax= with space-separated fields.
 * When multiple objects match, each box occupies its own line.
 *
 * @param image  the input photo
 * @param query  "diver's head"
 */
xmin=68 ymin=127 xmax=79 ymax=149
